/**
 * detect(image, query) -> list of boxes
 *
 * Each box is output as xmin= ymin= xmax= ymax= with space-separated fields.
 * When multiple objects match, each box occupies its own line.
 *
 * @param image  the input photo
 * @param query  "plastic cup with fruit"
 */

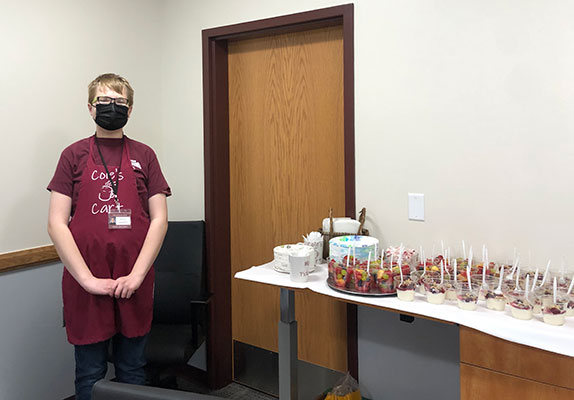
xmin=333 ymin=264 xmax=349 ymax=289
xmin=353 ymin=267 xmax=372 ymax=293
xmin=375 ymin=266 xmax=395 ymax=294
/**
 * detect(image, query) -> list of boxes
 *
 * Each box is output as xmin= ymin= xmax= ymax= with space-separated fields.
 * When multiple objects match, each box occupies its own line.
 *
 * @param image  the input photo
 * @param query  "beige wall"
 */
xmin=0 ymin=0 xmax=164 ymax=253
xmin=2 ymin=0 xmax=574 ymax=274
xmin=160 ymin=0 xmax=574 ymax=273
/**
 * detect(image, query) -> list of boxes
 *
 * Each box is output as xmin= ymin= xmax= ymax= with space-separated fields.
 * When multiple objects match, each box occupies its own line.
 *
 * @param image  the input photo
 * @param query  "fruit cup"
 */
xmin=454 ymin=282 xmax=480 ymax=311
xmin=354 ymin=268 xmax=372 ymax=293
xmin=333 ymin=265 xmax=349 ymax=289
xmin=393 ymin=275 xmax=416 ymax=301
xmin=375 ymin=267 xmax=394 ymax=294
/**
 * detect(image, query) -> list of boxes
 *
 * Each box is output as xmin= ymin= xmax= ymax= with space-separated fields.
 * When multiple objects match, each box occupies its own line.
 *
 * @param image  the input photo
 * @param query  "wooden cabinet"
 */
xmin=460 ymin=326 xmax=574 ymax=398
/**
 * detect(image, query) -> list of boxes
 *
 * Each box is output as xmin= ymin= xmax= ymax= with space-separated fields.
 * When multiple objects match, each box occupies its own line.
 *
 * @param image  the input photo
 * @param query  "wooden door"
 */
xmin=228 ymin=25 xmax=348 ymax=372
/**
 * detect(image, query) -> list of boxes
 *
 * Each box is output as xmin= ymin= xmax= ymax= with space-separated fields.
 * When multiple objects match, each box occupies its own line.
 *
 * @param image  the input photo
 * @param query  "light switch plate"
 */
xmin=408 ymin=193 xmax=424 ymax=221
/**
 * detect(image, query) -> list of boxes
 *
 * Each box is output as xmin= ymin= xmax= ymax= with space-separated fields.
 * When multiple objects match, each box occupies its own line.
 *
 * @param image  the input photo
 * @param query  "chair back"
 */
xmin=153 ymin=221 xmax=206 ymax=324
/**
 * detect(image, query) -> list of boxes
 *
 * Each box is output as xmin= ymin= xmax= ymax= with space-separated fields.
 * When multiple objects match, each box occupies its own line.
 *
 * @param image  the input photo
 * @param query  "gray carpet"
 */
xmin=210 ymin=383 xmax=277 ymax=399
xmin=176 ymin=377 xmax=277 ymax=400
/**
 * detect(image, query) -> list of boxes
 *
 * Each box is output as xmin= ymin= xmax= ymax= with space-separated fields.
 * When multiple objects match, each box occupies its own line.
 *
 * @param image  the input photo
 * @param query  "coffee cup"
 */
xmin=304 ymin=238 xmax=323 ymax=264
xmin=289 ymin=250 xmax=312 ymax=282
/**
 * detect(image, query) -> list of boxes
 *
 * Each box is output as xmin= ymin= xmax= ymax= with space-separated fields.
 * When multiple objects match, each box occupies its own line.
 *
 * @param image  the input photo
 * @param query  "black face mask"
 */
xmin=95 ymin=103 xmax=129 ymax=131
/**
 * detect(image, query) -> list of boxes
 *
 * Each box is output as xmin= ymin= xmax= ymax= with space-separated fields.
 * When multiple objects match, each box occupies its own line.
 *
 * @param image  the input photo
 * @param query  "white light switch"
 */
xmin=408 ymin=193 xmax=424 ymax=221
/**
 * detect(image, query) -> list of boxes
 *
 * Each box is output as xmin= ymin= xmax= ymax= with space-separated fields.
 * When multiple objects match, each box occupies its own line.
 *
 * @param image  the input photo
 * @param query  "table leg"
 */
xmin=279 ymin=288 xmax=298 ymax=400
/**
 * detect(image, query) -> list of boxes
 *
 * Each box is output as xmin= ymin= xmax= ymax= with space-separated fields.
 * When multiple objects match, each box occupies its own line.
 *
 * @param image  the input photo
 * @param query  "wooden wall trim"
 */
xmin=203 ymin=3 xmax=355 ymax=389
xmin=0 ymin=245 xmax=59 ymax=274
xmin=203 ymin=32 xmax=232 ymax=390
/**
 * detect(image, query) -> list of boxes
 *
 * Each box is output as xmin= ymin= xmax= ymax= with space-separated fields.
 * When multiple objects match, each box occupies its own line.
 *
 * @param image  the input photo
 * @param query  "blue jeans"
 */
xmin=74 ymin=333 xmax=148 ymax=400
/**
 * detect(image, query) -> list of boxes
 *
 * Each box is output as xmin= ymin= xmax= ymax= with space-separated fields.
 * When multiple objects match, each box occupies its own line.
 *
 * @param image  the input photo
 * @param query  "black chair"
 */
xmin=93 ymin=380 xmax=222 ymax=400
xmin=145 ymin=220 xmax=210 ymax=387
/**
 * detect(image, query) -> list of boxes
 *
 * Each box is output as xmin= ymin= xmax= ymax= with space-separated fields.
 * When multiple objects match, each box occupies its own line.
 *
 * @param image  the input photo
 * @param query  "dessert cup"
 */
xmin=454 ymin=282 xmax=480 ymax=311
xmin=541 ymin=295 xmax=569 ymax=326
xmin=394 ymin=275 xmax=416 ymax=301
xmin=506 ymin=289 xmax=534 ymax=320
xmin=443 ymin=278 xmax=457 ymax=301
xmin=566 ymin=293 xmax=574 ymax=317
xmin=424 ymin=277 xmax=446 ymax=305
xmin=471 ymin=274 xmax=496 ymax=302
xmin=484 ymin=290 xmax=506 ymax=311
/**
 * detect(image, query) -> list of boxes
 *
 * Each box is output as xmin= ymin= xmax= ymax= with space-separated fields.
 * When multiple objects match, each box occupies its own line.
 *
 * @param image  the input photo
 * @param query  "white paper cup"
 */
xmin=304 ymin=238 xmax=323 ymax=264
xmin=289 ymin=252 xmax=311 ymax=282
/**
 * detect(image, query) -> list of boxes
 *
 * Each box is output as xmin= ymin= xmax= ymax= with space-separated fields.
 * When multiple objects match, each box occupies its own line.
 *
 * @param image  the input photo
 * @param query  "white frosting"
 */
xmin=511 ymin=306 xmax=533 ymax=320
xmin=457 ymin=299 xmax=477 ymax=311
xmin=485 ymin=298 xmax=506 ymax=311
xmin=426 ymin=291 xmax=445 ymax=305
xmin=566 ymin=307 xmax=574 ymax=317
xmin=329 ymin=235 xmax=379 ymax=264
xmin=397 ymin=289 xmax=415 ymax=302
xmin=543 ymin=312 xmax=566 ymax=326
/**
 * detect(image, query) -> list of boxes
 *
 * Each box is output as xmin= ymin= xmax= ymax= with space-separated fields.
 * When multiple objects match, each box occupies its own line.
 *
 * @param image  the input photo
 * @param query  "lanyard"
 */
xmin=94 ymin=134 xmax=124 ymax=205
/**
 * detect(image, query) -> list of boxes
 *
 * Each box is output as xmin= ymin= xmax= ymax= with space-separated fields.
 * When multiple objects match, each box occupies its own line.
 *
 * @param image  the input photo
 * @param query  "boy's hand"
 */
xmin=114 ymin=273 xmax=144 ymax=299
xmin=83 ymin=277 xmax=118 ymax=297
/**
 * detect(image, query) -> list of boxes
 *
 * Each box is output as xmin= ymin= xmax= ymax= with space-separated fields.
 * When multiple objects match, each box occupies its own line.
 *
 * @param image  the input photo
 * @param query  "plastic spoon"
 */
xmin=495 ymin=267 xmax=504 ymax=295
xmin=553 ymin=277 xmax=557 ymax=305
xmin=540 ymin=260 xmax=551 ymax=287
xmin=454 ymin=258 xmax=458 ymax=282
xmin=567 ymin=273 xmax=574 ymax=295
xmin=399 ymin=253 xmax=404 ymax=283
xmin=532 ymin=269 xmax=539 ymax=291
xmin=346 ymin=246 xmax=351 ymax=269
xmin=367 ymin=251 xmax=371 ymax=275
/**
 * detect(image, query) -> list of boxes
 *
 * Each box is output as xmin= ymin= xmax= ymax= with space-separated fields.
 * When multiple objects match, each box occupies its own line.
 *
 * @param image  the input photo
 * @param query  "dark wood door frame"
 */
xmin=202 ymin=4 xmax=356 ymax=389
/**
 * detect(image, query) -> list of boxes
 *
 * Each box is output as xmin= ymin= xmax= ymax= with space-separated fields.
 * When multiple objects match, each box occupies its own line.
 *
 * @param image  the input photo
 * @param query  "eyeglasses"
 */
xmin=93 ymin=96 xmax=129 ymax=106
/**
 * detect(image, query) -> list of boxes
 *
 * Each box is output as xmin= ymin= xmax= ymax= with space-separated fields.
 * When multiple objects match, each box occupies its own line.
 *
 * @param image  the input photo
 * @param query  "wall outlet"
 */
xmin=408 ymin=193 xmax=424 ymax=221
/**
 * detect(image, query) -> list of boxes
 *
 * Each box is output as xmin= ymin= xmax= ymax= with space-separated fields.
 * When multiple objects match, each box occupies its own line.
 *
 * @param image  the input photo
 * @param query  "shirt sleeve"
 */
xmin=47 ymin=149 xmax=74 ymax=198
xmin=147 ymin=153 xmax=171 ymax=198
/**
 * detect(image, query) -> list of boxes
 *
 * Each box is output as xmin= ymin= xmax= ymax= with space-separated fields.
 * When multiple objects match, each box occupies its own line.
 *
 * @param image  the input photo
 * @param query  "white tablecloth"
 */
xmin=235 ymin=261 xmax=574 ymax=358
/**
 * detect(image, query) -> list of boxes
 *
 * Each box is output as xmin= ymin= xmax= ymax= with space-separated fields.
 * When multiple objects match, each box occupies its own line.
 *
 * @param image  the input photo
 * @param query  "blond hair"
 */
xmin=88 ymin=73 xmax=134 ymax=105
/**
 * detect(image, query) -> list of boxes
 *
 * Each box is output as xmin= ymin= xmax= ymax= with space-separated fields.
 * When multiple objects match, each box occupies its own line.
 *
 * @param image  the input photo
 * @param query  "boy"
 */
xmin=47 ymin=73 xmax=170 ymax=400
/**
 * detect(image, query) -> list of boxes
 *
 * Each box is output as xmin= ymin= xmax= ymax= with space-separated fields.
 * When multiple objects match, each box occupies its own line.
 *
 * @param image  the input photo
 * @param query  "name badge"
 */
xmin=108 ymin=209 xmax=132 ymax=229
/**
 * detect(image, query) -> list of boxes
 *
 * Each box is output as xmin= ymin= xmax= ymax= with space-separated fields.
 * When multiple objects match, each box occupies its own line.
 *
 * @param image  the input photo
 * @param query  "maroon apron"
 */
xmin=63 ymin=136 xmax=154 ymax=345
